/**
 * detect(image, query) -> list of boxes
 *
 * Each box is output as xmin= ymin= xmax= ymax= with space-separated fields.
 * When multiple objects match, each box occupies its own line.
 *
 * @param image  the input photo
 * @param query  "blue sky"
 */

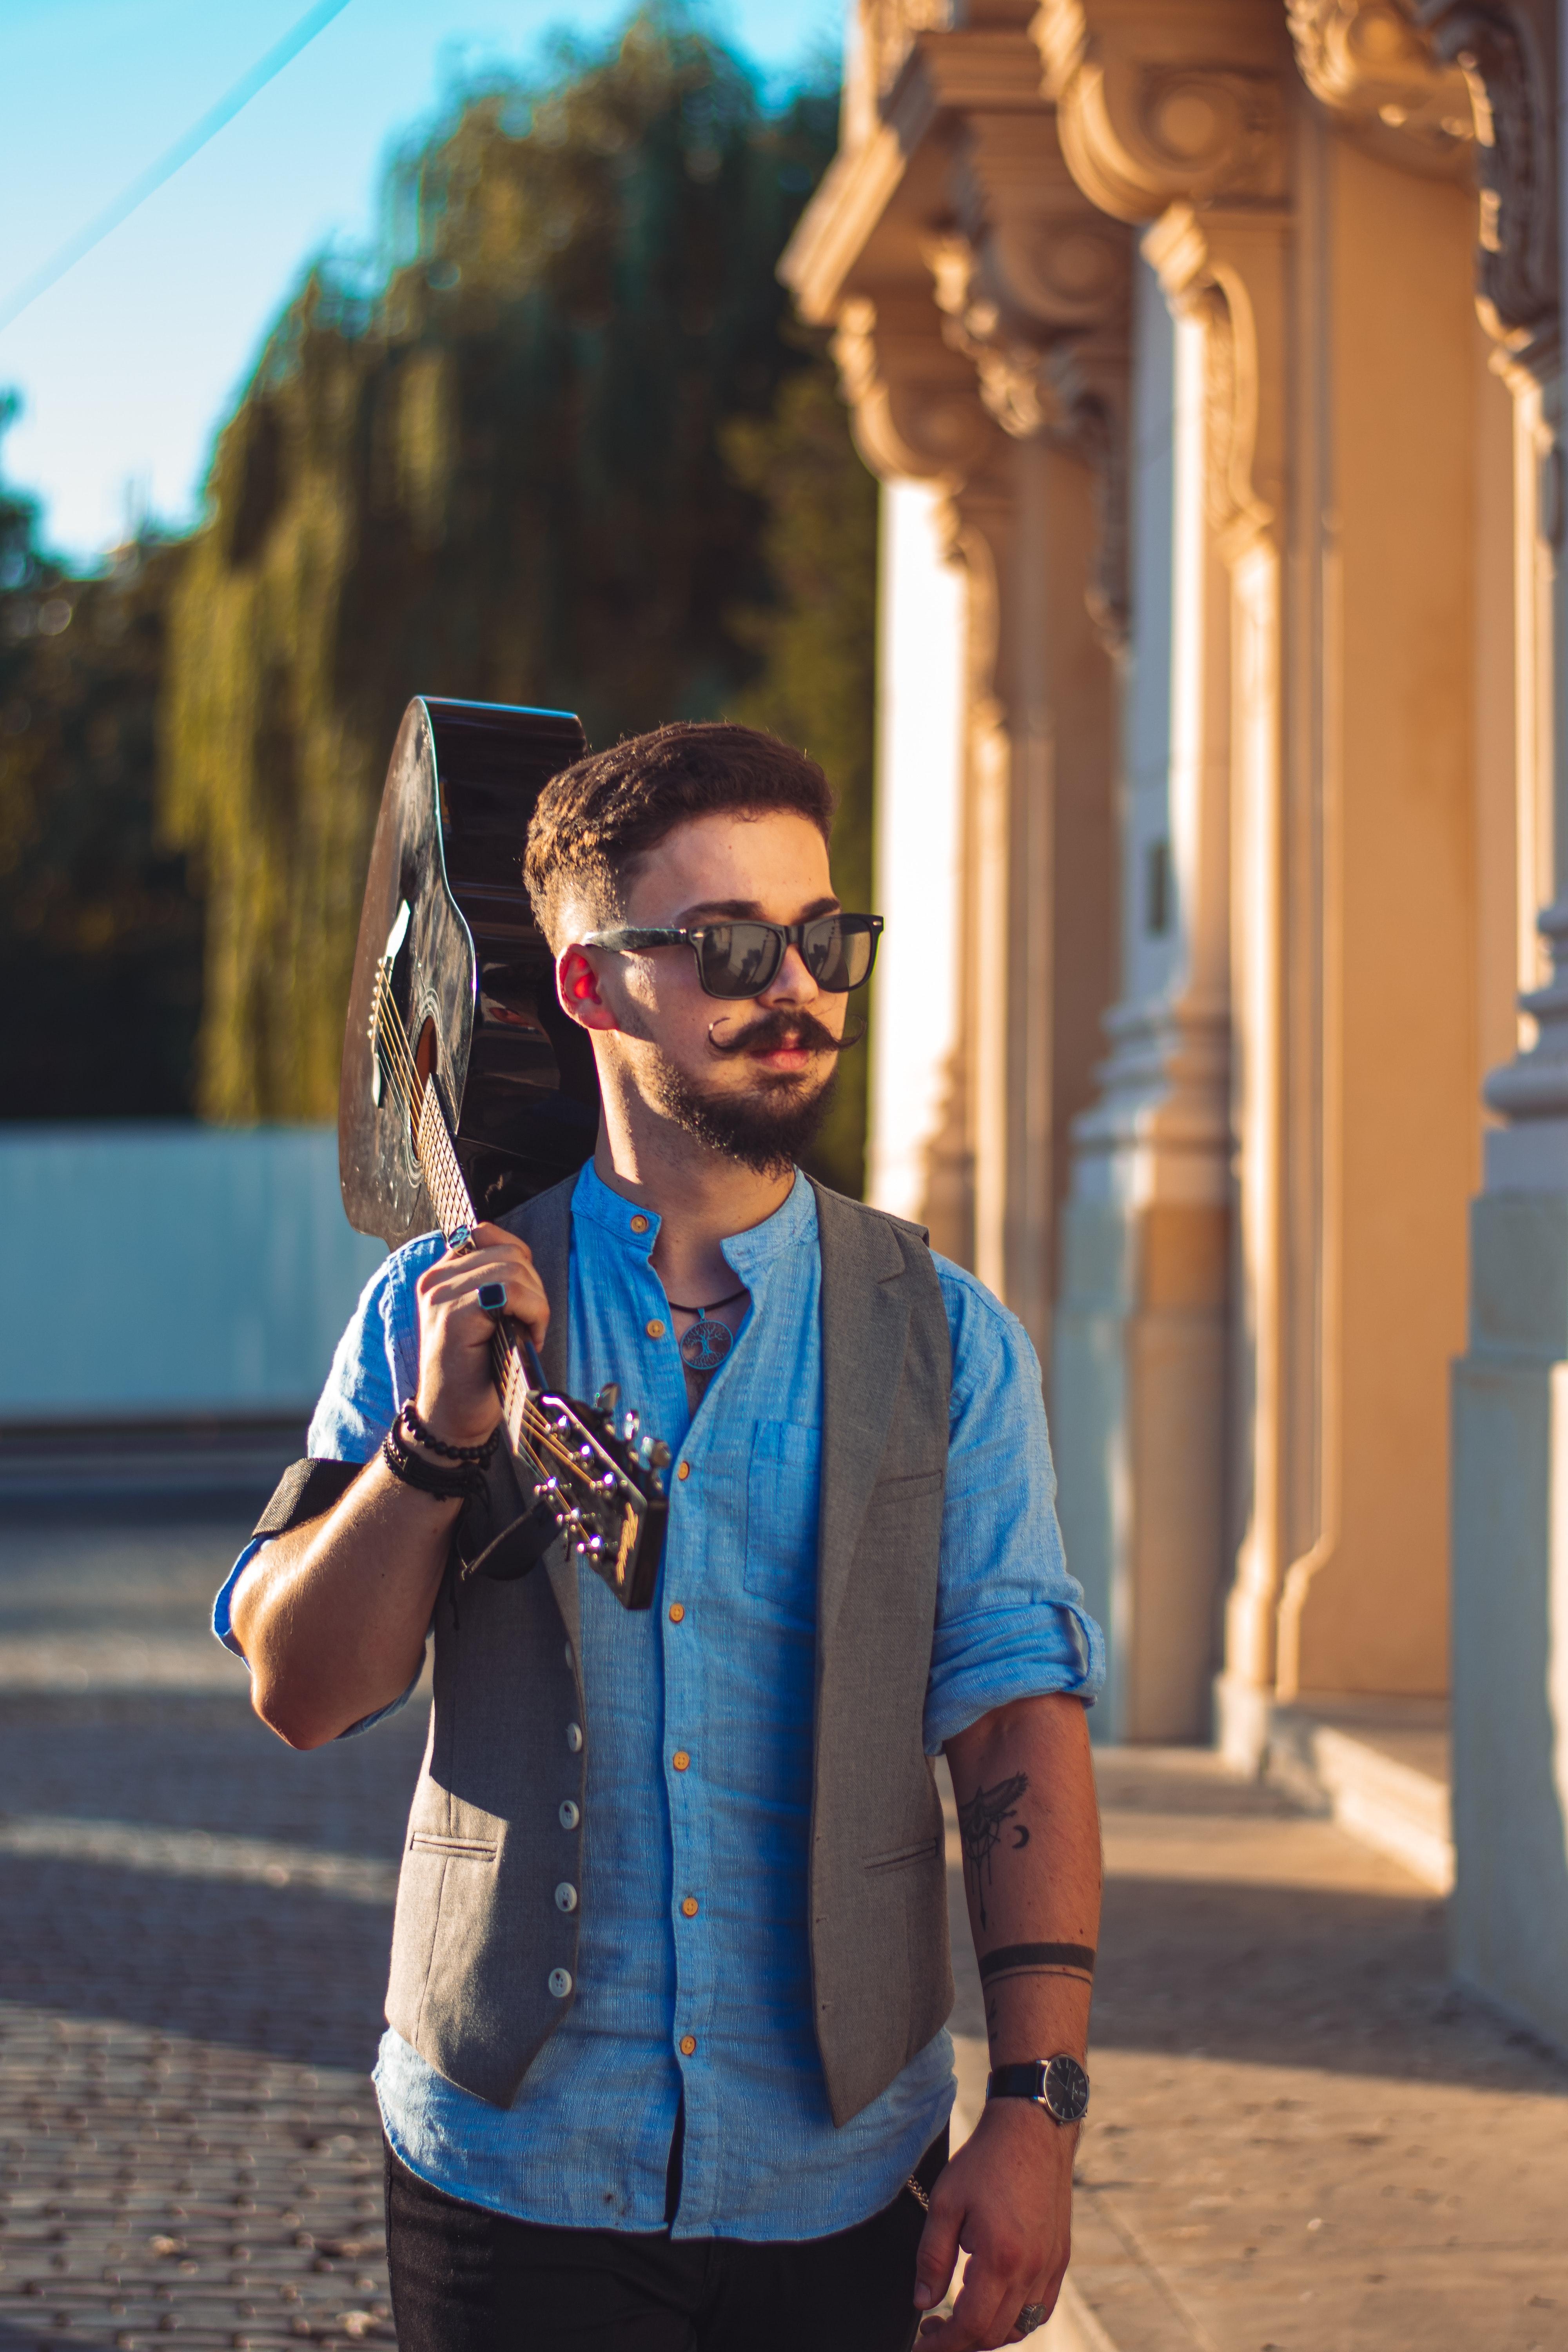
xmin=1 ymin=0 xmax=840 ymax=565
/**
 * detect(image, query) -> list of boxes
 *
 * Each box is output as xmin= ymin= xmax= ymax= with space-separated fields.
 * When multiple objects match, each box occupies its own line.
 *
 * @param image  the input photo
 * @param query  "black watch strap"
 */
xmin=986 ymin=2055 xmax=1090 ymax=2125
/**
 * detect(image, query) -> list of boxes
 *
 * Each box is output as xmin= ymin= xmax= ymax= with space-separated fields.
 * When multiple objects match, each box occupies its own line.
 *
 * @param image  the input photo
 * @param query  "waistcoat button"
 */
xmin=672 ymin=1750 xmax=690 ymax=1772
xmin=559 ymin=1800 xmax=580 ymax=1831
xmin=548 ymin=1968 xmax=573 ymax=1999
xmin=668 ymin=1602 xmax=685 ymax=1623
xmin=566 ymin=1722 xmax=583 ymax=1753
xmin=555 ymin=1883 xmax=578 ymax=1913
xmin=681 ymin=1896 xmax=699 ymax=1918
xmin=679 ymin=2034 xmax=697 ymax=2057
xmin=630 ymin=1214 xmax=649 ymax=1234
xmin=646 ymin=1318 xmax=666 ymax=1339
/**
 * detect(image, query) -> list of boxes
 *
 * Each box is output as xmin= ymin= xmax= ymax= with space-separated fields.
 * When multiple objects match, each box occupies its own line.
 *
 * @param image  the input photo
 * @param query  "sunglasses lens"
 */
xmin=804 ymin=917 xmax=878 ymax=992
xmin=696 ymin=923 xmax=782 ymax=997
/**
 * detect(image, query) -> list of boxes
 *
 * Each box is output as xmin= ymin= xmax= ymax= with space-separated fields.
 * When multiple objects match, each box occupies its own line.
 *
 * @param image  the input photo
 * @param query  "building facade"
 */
xmin=784 ymin=0 xmax=1568 ymax=2051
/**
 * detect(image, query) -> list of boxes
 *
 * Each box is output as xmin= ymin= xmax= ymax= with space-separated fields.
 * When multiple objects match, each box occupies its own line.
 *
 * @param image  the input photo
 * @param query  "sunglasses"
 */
xmin=583 ymin=913 xmax=883 ymax=1000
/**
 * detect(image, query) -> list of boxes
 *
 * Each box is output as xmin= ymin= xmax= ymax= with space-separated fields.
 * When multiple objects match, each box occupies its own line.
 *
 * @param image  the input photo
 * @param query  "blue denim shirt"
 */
xmin=216 ymin=1164 xmax=1102 ymax=2241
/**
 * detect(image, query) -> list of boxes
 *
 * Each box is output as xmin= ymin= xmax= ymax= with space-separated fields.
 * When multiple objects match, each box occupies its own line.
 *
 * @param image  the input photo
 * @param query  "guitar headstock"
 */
xmin=506 ymin=1378 xmax=669 ymax=1611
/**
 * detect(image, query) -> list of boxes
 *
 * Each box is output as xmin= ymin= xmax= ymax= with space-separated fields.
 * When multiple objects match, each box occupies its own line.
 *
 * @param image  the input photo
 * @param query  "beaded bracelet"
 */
xmin=381 ymin=1420 xmax=481 ymax=1503
xmin=396 ymin=1398 xmax=500 ymax=1466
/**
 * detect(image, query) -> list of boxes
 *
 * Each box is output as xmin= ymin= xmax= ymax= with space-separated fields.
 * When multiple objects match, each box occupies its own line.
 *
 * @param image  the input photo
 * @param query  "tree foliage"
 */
xmin=162 ymin=11 xmax=868 ymax=1168
xmin=0 ymin=403 xmax=202 ymax=1117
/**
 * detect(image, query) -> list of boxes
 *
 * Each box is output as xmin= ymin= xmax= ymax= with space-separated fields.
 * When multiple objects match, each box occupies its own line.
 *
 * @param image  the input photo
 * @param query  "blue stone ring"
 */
xmin=476 ymin=1280 xmax=508 ymax=1316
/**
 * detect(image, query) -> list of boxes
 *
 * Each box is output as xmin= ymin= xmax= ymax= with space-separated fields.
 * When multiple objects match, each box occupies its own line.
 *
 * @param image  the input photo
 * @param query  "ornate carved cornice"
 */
xmin=1034 ymin=0 xmax=1292 ymax=224
xmin=1416 ymin=0 xmax=1559 ymax=372
xmin=831 ymin=294 xmax=998 ymax=484
xmin=1286 ymin=0 xmax=1473 ymax=167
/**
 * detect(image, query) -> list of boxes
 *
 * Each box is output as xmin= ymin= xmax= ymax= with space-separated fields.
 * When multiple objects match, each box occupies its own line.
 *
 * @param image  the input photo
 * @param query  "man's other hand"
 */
xmin=912 ymin=2099 xmax=1074 ymax=2348
xmin=414 ymin=1223 xmax=550 ymax=1448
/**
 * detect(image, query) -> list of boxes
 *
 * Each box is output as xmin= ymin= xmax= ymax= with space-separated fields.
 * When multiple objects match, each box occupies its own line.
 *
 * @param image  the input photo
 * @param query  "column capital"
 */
xmin=1033 ymin=0 xmax=1292 ymax=225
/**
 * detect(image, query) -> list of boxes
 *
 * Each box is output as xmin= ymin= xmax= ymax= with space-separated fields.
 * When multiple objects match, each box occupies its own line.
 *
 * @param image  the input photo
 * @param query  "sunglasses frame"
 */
xmin=582 ymin=913 xmax=884 ymax=1000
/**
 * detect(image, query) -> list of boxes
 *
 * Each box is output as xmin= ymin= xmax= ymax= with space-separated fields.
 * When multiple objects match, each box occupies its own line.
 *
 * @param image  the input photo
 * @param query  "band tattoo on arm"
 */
xmin=956 ymin=1771 xmax=1031 ymax=1930
xmin=978 ymin=1941 xmax=1096 ymax=1987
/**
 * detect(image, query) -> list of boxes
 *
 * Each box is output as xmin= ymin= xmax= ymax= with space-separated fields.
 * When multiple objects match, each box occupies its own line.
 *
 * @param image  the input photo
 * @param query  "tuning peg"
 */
xmin=648 ymin=1440 xmax=671 ymax=1470
xmin=620 ymin=1408 xmax=641 ymax=1446
xmin=595 ymin=1382 xmax=621 ymax=1416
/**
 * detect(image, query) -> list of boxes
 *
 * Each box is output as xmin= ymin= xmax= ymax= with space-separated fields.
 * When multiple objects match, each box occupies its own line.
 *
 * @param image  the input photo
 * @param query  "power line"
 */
xmin=0 ymin=0 xmax=358 ymax=338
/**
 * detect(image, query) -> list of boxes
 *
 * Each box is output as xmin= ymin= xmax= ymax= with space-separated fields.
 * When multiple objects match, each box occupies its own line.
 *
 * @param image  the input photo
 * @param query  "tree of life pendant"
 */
xmin=680 ymin=1318 xmax=732 ymax=1373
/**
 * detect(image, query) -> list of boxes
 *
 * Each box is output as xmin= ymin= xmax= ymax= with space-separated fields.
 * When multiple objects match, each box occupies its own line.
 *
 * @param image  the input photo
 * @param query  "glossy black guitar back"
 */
xmin=339 ymin=697 xmax=593 ymax=1250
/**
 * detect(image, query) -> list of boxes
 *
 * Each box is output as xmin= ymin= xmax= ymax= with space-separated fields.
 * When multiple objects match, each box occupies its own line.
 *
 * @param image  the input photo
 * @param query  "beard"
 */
xmin=641 ymin=1007 xmax=860 ymax=1178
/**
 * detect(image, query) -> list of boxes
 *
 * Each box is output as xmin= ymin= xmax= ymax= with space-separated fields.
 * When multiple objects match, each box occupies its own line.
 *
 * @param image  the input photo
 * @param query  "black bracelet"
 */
xmin=396 ymin=1399 xmax=499 ymax=1466
xmin=381 ymin=1423 xmax=481 ymax=1503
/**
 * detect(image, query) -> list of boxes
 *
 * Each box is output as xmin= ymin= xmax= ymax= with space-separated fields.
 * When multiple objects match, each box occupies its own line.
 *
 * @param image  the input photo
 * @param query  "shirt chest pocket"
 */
xmin=744 ymin=1421 xmax=822 ymax=1605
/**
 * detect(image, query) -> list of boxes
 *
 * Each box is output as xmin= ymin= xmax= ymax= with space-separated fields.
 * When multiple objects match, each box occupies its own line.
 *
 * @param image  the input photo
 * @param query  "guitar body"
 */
xmin=340 ymin=697 xmax=593 ymax=1250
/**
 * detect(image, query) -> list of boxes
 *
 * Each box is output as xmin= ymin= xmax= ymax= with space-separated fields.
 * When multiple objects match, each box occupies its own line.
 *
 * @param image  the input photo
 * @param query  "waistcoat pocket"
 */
xmin=408 ymin=1832 xmax=498 ymax=1861
xmin=744 ymin=1421 xmax=821 ymax=1605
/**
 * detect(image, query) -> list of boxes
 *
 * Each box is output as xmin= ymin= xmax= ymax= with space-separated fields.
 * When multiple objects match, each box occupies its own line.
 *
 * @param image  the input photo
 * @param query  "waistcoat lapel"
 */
xmin=499 ymin=1174 xmax=581 ymax=1657
xmin=811 ymin=1178 xmax=914 ymax=1646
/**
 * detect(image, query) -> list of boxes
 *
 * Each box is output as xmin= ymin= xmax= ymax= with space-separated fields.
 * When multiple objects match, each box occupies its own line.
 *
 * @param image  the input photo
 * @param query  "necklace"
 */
xmin=666 ymin=1285 xmax=748 ymax=1373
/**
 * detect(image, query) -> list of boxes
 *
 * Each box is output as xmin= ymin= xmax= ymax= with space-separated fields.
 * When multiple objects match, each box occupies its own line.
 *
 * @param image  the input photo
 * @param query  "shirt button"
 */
xmin=548 ymin=1968 xmax=573 ymax=1999
xmin=566 ymin=1722 xmax=583 ymax=1753
xmin=559 ymin=1799 xmax=580 ymax=1831
xmin=681 ymin=1896 xmax=699 ymax=1918
xmin=668 ymin=1602 xmax=685 ymax=1623
xmin=555 ymin=1882 xmax=578 ymax=1913
xmin=679 ymin=2035 xmax=697 ymax=2057
xmin=630 ymin=1214 xmax=649 ymax=1235
xmin=646 ymin=1318 xmax=666 ymax=1339
xmin=672 ymin=1750 xmax=691 ymax=1773
xmin=676 ymin=1462 xmax=691 ymax=1482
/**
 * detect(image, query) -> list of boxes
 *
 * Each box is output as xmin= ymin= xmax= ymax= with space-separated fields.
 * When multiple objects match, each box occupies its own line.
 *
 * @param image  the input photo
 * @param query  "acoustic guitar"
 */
xmin=338 ymin=696 xmax=669 ymax=1610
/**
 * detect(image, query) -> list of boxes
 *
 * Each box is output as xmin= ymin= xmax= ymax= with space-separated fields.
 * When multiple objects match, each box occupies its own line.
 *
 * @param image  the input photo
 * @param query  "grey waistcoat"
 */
xmin=384 ymin=1173 xmax=954 ymax=2128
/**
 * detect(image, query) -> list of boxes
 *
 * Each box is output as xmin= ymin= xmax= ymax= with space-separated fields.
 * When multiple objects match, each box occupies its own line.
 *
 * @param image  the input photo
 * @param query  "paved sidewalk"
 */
xmin=0 ymin=1503 xmax=427 ymax=2352
xmin=1 ymin=1504 xmax=1565 ymax=2352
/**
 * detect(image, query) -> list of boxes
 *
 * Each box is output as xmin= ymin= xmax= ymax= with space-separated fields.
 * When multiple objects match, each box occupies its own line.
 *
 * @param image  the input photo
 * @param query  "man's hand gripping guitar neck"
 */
xmin=227 ymin=1225 xmax=550 ymax=1749
xmin=915 ymin=1694 xmax=1102 ymax=2348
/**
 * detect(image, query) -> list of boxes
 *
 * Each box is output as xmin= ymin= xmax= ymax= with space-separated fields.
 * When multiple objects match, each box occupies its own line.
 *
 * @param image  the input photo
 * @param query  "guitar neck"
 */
xmin=416 ymin=1073 xmax=537 ymax=1435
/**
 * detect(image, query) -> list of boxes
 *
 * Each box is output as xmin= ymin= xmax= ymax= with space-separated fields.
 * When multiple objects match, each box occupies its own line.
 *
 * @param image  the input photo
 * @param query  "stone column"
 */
xmin=1036 ymin=0 xmax=1290 ymax=1740
xmin=1443 ymin=0 xmax=1568 ymax=2049
xmin=782 ymin=16 xmax=1127 ymax=1368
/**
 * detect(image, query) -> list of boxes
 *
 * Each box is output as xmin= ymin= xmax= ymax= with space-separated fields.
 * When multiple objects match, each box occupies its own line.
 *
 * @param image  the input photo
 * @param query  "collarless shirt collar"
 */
xmin=571 ymin=1158 xmax=814 ymax=1278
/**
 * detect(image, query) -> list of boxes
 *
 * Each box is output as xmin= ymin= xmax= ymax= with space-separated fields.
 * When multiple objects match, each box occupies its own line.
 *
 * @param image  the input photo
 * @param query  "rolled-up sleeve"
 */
xmin=211 ymin=1235 xmax=437 ymax=1680
xmin=923 ymin=1259 xmax=1105 ymax=1754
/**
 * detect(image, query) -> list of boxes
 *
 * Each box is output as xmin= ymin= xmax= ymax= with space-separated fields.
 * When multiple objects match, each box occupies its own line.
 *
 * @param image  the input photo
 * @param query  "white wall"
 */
xmin=0 ymin=1126 xmax=385 ymax=1421
xmin=866 ymin=480 xmax=967 ymax=1223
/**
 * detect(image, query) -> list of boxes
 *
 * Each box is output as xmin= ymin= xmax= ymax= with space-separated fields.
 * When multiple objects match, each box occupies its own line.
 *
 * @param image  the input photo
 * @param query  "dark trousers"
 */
xmin=384 ymin=2127 xmax=948 ymax=2352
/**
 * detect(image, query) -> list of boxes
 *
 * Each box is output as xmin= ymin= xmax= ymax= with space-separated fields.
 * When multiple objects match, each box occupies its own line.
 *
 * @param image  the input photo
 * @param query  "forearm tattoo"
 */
xmin=956 ymin=1771 xmax=1031 ymax=1930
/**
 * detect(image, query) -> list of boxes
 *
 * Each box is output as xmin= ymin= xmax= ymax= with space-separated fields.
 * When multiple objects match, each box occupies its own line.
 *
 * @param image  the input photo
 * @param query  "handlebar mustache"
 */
xmin=707 ymin=1010 xmax=867 ymax=1060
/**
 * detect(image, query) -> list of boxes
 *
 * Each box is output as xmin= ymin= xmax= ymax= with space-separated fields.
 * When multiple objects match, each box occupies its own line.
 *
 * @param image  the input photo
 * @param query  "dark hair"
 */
xmin=523 ymin=721 xmax=835 ymax=946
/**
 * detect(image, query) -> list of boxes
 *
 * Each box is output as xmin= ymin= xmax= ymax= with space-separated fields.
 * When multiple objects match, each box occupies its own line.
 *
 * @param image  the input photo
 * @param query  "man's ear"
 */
xmin=557 ymin=945 xmax=618 ymax=1031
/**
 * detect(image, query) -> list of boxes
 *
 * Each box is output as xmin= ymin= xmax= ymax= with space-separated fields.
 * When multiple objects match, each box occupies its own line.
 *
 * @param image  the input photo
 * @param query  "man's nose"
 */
xmin=758 ymin=942 xmax=818 ymax=1006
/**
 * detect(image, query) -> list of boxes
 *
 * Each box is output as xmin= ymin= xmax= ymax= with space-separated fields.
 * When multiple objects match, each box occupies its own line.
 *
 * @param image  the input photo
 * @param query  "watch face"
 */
xmin=1043 ymin=2054 xmax=1090 ymax=2124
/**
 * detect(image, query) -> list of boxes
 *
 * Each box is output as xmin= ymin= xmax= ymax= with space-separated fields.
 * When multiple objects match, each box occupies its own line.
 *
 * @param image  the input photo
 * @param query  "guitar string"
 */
xmin=371 ymin=991 xmax=592 ymax=1490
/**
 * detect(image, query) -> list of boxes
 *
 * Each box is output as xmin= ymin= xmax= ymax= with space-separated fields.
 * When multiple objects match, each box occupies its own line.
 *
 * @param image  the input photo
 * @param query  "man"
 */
xmin=217 ymin=722 xmax=1104 ymax=2352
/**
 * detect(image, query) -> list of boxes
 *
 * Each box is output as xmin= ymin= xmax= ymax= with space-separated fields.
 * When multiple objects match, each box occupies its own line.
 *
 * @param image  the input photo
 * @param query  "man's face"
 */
xmin=556 ymin=808 xmax=853 ymax=1173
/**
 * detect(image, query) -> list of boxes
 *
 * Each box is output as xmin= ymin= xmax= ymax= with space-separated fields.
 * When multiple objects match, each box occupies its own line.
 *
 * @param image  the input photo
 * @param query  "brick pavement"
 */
xmin=0 ymin=1503 xmax=427 ymax=2352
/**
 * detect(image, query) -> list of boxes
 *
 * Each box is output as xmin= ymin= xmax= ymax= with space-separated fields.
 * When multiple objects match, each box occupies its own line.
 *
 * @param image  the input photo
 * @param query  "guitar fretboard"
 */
xmin=416 ymin=1073 xmax=533 ymax=1443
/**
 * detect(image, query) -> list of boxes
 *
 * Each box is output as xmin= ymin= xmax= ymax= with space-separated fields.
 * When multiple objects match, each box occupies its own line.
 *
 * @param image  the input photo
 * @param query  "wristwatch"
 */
xmin=986 ymin=2055 xmax=1090 ymax=2126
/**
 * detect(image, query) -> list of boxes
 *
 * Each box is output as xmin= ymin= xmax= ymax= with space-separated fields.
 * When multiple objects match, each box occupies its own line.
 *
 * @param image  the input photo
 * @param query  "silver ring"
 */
xmin=1016 ymin=2305 xmax=1048 ymax=2337
xmin=476 ymin=1280 xmax=508 ymax=1315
